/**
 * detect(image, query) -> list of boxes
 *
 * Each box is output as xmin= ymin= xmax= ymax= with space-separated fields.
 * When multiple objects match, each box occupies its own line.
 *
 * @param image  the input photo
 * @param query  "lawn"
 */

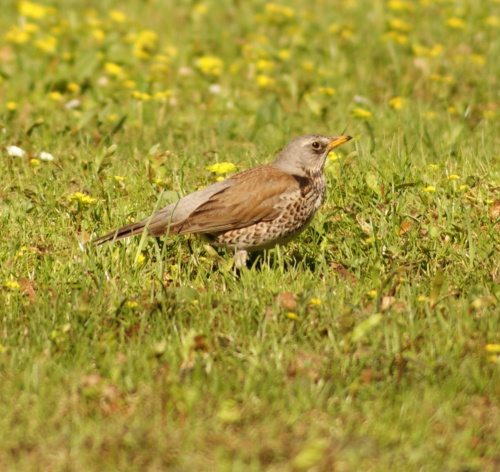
xmin=1 ymin=0 xmax=500 ymax=470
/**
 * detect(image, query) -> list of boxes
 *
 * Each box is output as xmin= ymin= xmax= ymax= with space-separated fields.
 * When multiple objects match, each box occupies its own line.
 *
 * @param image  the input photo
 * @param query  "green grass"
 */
xmin=1 ymin=0 xmax=500 ymax=470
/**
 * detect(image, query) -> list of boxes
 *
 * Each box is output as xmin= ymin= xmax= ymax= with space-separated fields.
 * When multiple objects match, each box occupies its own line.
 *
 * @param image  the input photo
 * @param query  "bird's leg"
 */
xmin=234 ymin=249 xmax=248 ymax=269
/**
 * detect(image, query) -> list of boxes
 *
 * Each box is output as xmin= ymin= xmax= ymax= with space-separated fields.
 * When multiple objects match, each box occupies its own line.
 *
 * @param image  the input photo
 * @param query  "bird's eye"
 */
xmin=311 ymin=141 xmax=321 ymax=150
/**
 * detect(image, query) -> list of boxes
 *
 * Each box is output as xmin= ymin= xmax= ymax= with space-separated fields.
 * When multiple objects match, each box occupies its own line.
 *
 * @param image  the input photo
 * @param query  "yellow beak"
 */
xmin=327 ymin=135 xmax=352 ymax=150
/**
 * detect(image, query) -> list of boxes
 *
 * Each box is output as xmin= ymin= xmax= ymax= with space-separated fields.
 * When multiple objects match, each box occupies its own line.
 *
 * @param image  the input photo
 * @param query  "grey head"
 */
xmin=272 ymin=134 xmax=352 ymax=177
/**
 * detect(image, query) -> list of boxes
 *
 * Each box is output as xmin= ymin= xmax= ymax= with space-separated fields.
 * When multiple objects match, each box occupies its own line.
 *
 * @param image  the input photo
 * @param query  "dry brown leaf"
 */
xmin=275 ymin=292 xmax=297 ymax=310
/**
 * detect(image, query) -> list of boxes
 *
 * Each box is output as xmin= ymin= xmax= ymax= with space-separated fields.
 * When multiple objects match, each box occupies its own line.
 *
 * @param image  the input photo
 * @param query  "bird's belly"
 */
xmin=205 ymin=197 xmax=321 ymax=251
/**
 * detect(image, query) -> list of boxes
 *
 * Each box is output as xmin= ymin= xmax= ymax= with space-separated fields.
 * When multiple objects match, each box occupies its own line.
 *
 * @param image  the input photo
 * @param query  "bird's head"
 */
xmin=273 ymin=134 xmax=352 ymax=177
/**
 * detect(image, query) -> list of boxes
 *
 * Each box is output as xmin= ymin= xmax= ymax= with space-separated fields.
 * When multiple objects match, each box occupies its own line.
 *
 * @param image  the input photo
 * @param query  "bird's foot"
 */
xmin=234 ymin=249 xmax=248 ymax=269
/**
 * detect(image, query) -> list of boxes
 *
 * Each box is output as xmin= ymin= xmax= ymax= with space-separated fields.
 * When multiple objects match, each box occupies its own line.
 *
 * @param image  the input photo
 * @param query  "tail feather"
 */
xmin=93 ymin=205 xmax=181 ymax=245
xmin=93 ymin=220 xmax=151 ymax=245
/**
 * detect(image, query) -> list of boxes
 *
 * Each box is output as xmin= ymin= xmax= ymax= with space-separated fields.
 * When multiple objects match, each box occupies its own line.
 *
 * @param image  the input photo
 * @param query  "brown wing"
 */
xmin=171 ymin=165 xmax=300 ymax=234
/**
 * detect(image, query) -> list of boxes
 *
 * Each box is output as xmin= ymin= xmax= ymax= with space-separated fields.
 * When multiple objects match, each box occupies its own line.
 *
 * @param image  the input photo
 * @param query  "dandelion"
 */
xmin=196 ymin=55 xmax=224 ymax=76
xmin=49 ymin=91 xmax=63 ymax=101
xmin=367 ymin=289 xmax=378 ymax=297
xmin=447 ymin=174 xmax=460 ymax=180
xmin=286 ymin=312 xmax=298 ymax=320
xmin=6 ymin=102 xmax=18 ymax=111
xmin=485 ymin=344 xmax=500 ymax=354
xmin=309 ymin=298 xmax=322 ymax=306
xmin=447 ymin=18 xmax=466 ymax=29
xmin=428 ymin=164 xmax=438 ymax=169
xmin=131 ymin=91 xmax=151 ymax=100
xmin=317 ymin=87 xmax=336 ymax=96
xmin=125 ymin=300 xmax=138 ymax=308
xmin=417 ymin=295 xmax=430 ymax=302
xmin=352 ymin=107 xmax=372 ymax=119
xmin=136 ymin=253 xmax=146 ymax=265
xmin=423 ymin=186 xmax=436 ymax=193
xmin=302 ymin=61 xmax=315 ymax=71
xmin=459 ymin=185 xmax=468 ymax=191
xmin=256 ymin=74 xmax=275 ymax=87
xmin=34 ymin=35 xmax=57 ymax=53
xmin=387 ymin=0 xmax=414 ymax=12
xmin=6 ymin=146 xmax=26 ymax=157
xmin=105 ymin=62 xmax=123 ymax=76
xmin=123 ymin=80 xmax=136 ymax=89
xmin=278 ymin=49 xmax=291 ymax=60
xmin=67 ymin=192 xmax=97 ymax=205
xmin=206 ymin=162 xmax=237 ymax=174
xmin=389 ymin=18 xmax=411 ymax=32
xmin=91 ymin=29 xmax=105 ymax=41
xmin=389 ymin=97 xmax=406 ymax=110
xmin=40 ymin=152 xmax=54 ymax=161
xmin=486 ymin=16 xmax=500 ymax=27
xmin=18 ymin=1 xmax=53 ymax=19
xmin=67 ymin=82 xmax=81 ymax=93
xmin=133 ymin=29 xmax=159 ymax=58
xmin=256 ymin=59 xmax=275 ymax=71
xmin=4 ymin=280 xmax=21 ymax=291
xmin=109 ymin=10 xmax=127 ymax=23
xmin=470 ymin=54 xmax=486 ymax=66
xmin=30 ymin=158 xmax=41 ymax=166
xmin=4 ymin=26 xmax=31 ymax=44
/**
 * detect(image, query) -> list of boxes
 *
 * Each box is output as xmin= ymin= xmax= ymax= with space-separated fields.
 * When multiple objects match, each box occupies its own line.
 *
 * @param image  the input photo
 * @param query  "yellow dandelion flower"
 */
xmin=389 ymin=18 xmax=411 ymax=32
xmin=264 ymin=3 xmax=295 ymax=22
xmin=389 ymin=96 xmax=406 ymax=110
xmin=417 ymin=295 xmax=430 ymax=302
xmin=49 ymin=91 xmax=63 ymax=101
xmin=367 ymin=289 xmax=378 ymax=297
xmin=488 ymin=355 xmax=499 ymax=364
xmin=448 ymin=106 xmax=458 ymax=114
xmin=136 ymin=253 xmax=146 ymax=265
xmin=193 ymin=3 xmax=208 ymax=14
xmin=91 ymin=29 xmax=105 ymax=41
xmin=256 ymin=74 xmax=275 ymax=87
xmin=483 ymin=110 xmax=497 ymax=119
xmin=447 ymin=174 xmax=460 ymax=180
xmin=352 ymin=107 xmax=372 ymax=119
xmin=104 ymin=62 xmax=123 ymax=76
xmin=133 ymin=29 xmax=159 ymax=58
xmin=4 ymin=280 xmax=21 ymax=291
xmin=6 ymin=102 xmax=18 ymax=111
xmin=486 ymin=16 xmax=500 ymax=27
xmin=125 ymin=301 xmax=138 ymax=308
xmin=309 ymin=298 xmax=322 ymax=306
xmin=256 ymin=59 xmax=275 ymax=71
xmin=278 ymin=49 xmax=291 ymax=60
xmin=423 ymin=186 xmax=436 ymax=193
xmin=196 ymin=55 xmax=224 ymax=76
xmin=302 ymin=61 xmax=315 ymax=71
xmin=67 ymin=82 xmax=81 ymax=93
xmin=4 ymin=26 xmax=31 ymax=44
xmin=109 ymin=10 xmax=127 ymax=23
xmin=470 ymin=54 xmax=486 ymax=66
xmin=485 ymin=344 xmax=500 ymax=353
xmin=30 ymin=158 xmax=40 ymax=166
xmin=24 ymin=23 xmax=39 ymax=33
xmin=387 ymin=0 xmax=414 ymax=12
xmin=67 ymin=192 xmax=97 ymax=205
xmin=123 ymin=80 xmax=136 ymax=89
xmin=317 ymin=87 xmax=336 ymax=95
xmin=428 ymin=164 xmax=438 ymax=169
xmin=447 ymin=18 xmax=466 ymax=29
xmin=18 ymin=1 xmax=51 ymax=19
xmin=34 ymin=35 xmax=57 ymax=53
xmin=381 ymin=31 xmax=408 ymax=44
xmin=286 ymin=312 xmax=298 ymax=320
xmin=206 ymin=162 xmax=237 ymax=174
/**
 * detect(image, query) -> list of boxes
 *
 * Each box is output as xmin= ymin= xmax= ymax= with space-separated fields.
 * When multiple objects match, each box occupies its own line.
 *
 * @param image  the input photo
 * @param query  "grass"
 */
xmin=1 ymin=0 xmax=500 ymax=470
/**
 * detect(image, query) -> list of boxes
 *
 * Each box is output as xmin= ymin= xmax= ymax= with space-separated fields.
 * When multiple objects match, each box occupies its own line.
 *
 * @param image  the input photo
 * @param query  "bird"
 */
xmin=94 ymin=134 xmax=352 ymax=267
